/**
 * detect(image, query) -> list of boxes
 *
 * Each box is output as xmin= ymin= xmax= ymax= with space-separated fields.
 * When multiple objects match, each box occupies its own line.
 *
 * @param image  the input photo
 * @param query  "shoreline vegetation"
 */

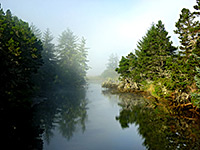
xmin=102 ymin=77 xmax=200 ymax=120
xmin=102 ymin=1 xmax=200 ymax=118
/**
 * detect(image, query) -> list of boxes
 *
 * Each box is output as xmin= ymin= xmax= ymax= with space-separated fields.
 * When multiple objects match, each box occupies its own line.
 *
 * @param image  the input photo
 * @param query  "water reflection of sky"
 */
xmin=43 ymin=83 xmax=145 ymax=150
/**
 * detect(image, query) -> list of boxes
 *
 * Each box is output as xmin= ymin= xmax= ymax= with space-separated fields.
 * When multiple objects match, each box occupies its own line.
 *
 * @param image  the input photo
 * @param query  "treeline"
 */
xmin=0 ymin=6 xmax=89 ymax=101
xmin=116 ymin=1 xmax=200 ymax=107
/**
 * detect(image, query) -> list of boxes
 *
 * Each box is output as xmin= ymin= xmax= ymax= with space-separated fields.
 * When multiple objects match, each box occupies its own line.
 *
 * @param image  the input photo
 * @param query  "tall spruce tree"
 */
xmin=135 ymin=20 xmax=176 ymax=81
xmin=174 ymin=8 xmax=199 ymax=57
xmin=172 ymin=0 xmax=200 ymax=91
xmin=30 ymin=23 xmax=42 ymax=40
xmin=77 ymin=37 xmax=89 ymax=83
xmin=56 ymin=29 xmax=88 ymax=85
xmin=32 ymin=28 xmax=56 ymax=89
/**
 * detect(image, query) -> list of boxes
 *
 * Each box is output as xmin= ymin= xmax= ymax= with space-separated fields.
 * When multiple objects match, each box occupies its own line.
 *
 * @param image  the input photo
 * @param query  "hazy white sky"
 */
xmin=1 ymin=0 xmax=196 ymax=75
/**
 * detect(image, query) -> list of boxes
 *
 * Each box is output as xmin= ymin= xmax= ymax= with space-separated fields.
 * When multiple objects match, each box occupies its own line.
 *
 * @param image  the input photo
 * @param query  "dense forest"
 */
xmin=0 ymin=6 xmax=89 ymax=100
xmin=115 ymin=1 xmax=200 ymax=108
xmin=0 ymin=6 xmax=89 ymax=149
xmin=2 ymin=1 xmax=200 ymax=149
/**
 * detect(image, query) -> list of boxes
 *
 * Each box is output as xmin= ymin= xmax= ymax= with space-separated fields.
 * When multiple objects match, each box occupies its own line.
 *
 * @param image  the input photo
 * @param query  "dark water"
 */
xmin=2 ymin=82 xmax=200 ymax=149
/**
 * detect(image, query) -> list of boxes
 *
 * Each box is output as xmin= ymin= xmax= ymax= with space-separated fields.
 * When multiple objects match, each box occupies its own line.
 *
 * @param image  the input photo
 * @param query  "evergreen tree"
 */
xmin=192 ymin=67 xmax=200 ymax=107
xmin=0 ymin=8 xmax=43 ymax=98
xmin=56 ymin=29 xmax=78 ymax=84
xmin=42 ymin=28 xmax=56 ymax=62
xmin=77 ymin=37 xmax=89 ymax=82
xmin=56 ymin=29 xmax=88 ymax=85
xmin=171 ymin=1 xmax=200 ymax=91
xmin=32 ymin=28 xmax=56 ymax=89
xmin=174 ymin=8 xmax=199 ymax=57
xmin=101 ymin=53 xmax=119 ymax=79
xmin=135 ymin=20 xmax=176 ymax=81
xmin=116 ymin=52 xmax=138 ymax=80
xmin=30 ymin=23 xmax=42 ymax=40
xmin=106 ymin=53 xmax=119 ymax=70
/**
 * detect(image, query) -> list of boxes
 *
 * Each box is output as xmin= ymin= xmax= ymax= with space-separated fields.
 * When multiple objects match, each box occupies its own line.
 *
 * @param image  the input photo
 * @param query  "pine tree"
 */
xmin=101 ymin=53 xmax=119 ymax=79
xmin=42 ymin=28 xmax=56 ymax=63
xmin=32 ymin=28 xmax=56 ymax=89
xmin=106 ymin=53 xmax=119 ymax=70
xmin=172 ymin=0 xmax=200 ymax=91
xmin=135 ymin=20 xmax=176 ymax=81
xmin=56 ymin=29 xmax=78 ymax=84
xmin=116 ymin=52 xmax=138 ymax=80
xmin=56 ymin=29 xmax=89 ymax=85
xmin=30 ymin=23 xmax=42 ymax=40
xmin=77 ymin=37 xmax=89 ymax=82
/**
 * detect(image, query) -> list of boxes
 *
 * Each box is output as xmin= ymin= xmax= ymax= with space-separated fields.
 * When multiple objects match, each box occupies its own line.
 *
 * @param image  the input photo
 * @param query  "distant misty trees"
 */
xmin=101 ymin=53 xmax=119 ymax=79
xmin=0 ymin=6 xmax=90 ymax=149
xmin=33 ymin=27 xmax=90 ymax=90
xmin=0 ymin=6 xmax=89 ymax=101
xmin=55 ymin=29 xmax=89 ymax=85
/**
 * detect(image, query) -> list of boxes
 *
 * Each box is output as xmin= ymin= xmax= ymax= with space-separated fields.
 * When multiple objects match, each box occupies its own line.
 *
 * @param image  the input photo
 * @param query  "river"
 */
xmin=3 ymin=82 xmax=200 ymax=149
xmin=40 ymin=82 xmax=145 ymax=150
xmin=34 ymin=82 xmax=200 ymax=150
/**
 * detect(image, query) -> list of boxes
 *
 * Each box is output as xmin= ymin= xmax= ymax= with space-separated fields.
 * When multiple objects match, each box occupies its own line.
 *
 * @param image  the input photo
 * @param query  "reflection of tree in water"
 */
xmin=1 ymin=95 xmax=43 ymax=150
xmin=33 ymin=86 xmax=88 ymax=143
xmin=116 ymin=96 xmax=200 ymax=150
xmin=55 ymin=98 xmax=87 ymax=140
xmin=102 ymin=89 xmax=200 ymax=150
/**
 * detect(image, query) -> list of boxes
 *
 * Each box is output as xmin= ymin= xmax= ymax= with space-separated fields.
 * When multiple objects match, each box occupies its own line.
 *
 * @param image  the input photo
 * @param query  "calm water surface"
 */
xmin=42 ymin=82 xmax=145 ymax=150
xmin=32 ymin=82 xmax=200 ymax=150
xmin=4 ymin=82 xmax=200 ymax=149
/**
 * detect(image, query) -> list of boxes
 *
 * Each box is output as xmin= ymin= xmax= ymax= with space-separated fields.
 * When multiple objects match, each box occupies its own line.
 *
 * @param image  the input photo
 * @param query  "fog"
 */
xmin=1 ymin=0 xmax=196 ymax=76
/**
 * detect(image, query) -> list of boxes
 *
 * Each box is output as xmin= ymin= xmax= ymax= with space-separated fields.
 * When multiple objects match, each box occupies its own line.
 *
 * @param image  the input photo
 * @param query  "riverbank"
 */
xmin=102 ymin=78 xmax=200 ymax=118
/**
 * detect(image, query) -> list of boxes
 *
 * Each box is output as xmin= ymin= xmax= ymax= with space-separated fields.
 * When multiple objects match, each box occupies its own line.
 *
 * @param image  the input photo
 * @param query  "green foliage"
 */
xmin=30 ymin=23 xmax=42 ymax=40
xmin=77 ymin=37 xmax=90 ymax=79
xmin=33 ymin=28 xmax=89 ymax=89
xmin=192 ymin=67 xmax=200 ymax=107
xmin=116 ymin=52 xmax=138 ymax=80
xmin=152 ymin=86 xmax=162 ymax=98
xmin=116 ymin=98 xmax=200 ymax=150
xmin=135 ymin=20 xmax=177 ymax=81
xmin=0 ymin=7 xmax=43 ymax=98
xmin=32 ymin=28 xmax=57 ymax=90
xmin=117 ymin=20 xmax=176 ymax=84
xmin=115 ymin=1 xmax=200 ymax=105
xmin=0 ymin=6 xmax=89 ymax=148
xmin=195 ymin=67 xmax=200 ymax=89
xmin=0 ymin=5 xmax=89 ymax=103
xmin=115 ymin=56 xmax=130 ymax=77
xmin=171 ymin=1 xmax=200 ymax=92
xmin=56 ymin=29 xmax=89 ymax=85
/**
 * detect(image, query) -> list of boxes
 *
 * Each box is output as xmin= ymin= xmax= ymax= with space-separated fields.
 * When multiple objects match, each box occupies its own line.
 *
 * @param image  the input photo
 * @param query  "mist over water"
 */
xmin=1 ymin=1 xmax=200 ymax=150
